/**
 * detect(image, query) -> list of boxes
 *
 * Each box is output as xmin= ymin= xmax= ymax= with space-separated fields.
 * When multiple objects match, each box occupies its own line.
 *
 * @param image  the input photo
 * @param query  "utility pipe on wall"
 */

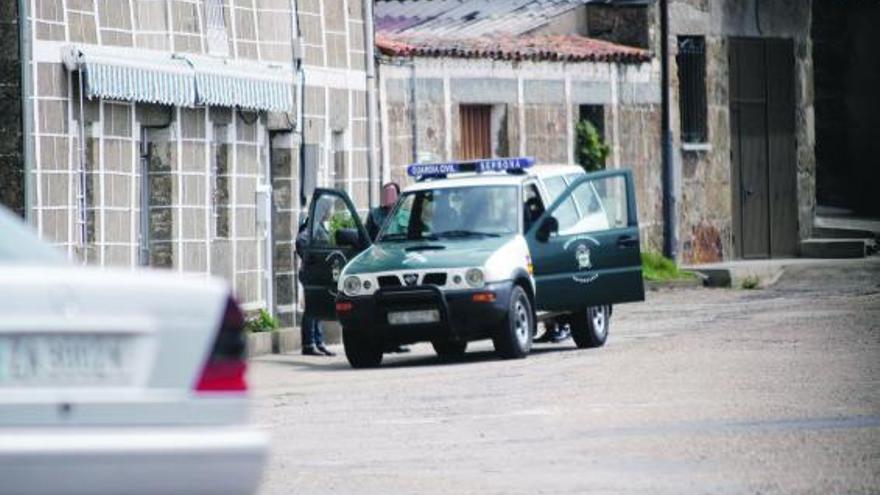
xmin=18 ymin=0 xmax=34 ymax=222
xmin=660 ymin=0 xmax=678 ymax=261
xmin=364 ymin=0 xmax=378 ymax=207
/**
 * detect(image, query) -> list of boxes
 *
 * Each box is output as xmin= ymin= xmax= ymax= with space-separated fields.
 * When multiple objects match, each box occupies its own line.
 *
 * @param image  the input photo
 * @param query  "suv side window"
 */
xmin=542 ymin=176 xmax=580 ymax=233
xmin=523 ymin=182 xmax=545 ymax=232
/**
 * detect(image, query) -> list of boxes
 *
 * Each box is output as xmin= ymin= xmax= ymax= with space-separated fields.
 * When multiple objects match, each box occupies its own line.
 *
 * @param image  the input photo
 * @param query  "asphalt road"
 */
xmin=250 ymin=258 xmax=880 ymax=495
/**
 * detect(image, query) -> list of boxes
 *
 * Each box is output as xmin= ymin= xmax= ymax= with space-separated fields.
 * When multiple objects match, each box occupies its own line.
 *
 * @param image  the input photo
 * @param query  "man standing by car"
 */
xmin=366 ymin=183 xmax=400 ymax=240
xmin=365 ymin=183 xmax=410 ymax=354
xmin=296 ymin=208 xmax=335 ymax=357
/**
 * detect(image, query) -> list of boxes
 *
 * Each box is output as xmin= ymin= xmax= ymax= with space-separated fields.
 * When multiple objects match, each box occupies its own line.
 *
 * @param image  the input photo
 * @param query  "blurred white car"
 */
xmin=0 ymin=207 xmax=268 ymax=495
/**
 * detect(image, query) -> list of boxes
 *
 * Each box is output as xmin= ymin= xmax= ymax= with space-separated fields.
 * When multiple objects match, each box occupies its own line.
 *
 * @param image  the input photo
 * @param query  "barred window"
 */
xmin=677 ymin=36 xmax=708 ymax=144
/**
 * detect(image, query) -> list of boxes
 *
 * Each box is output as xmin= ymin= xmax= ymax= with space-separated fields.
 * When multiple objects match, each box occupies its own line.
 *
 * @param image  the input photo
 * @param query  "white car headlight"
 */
xmin=465 ymin=268 xmax=485 ymax=288
xmin=343 ymin=276 xmax=362 ymax=296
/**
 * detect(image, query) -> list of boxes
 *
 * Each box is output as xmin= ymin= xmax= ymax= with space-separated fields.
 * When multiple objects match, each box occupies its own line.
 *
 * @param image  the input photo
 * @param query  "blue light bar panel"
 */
xmin=407 ymin=157 xmax=535 ymax=177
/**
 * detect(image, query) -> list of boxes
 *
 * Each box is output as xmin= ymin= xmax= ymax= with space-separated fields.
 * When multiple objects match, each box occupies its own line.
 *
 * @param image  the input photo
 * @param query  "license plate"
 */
xmin=387 ymin=309 xmax=440 ymax=325
xmin=0 ymin=334 xmax=135 ymax=387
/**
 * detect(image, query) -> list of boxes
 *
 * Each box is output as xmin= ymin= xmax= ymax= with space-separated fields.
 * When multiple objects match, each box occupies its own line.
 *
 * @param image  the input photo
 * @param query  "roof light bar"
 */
xmin=407 ymin=157 xmax=535 ymax=178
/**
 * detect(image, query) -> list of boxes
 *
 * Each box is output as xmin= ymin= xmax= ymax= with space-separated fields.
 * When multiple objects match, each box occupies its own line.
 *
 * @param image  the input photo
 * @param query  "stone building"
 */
xmin=623 ymin=0 xmax=875 ymax=263
xmin=6 ymin=0 xmax=374 ymax=325
xmin=373 ymin=0 xmax=666 ymax=251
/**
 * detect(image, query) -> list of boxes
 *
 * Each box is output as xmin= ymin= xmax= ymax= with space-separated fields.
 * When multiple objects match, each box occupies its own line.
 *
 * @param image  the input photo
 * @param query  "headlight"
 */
xmin=465 ymin=268 xmax=485 ymax=288
xmin=343 ymin=276 xmax=362 ymax=296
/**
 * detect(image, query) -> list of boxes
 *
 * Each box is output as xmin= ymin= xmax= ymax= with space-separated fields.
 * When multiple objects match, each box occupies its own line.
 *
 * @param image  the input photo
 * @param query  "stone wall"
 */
xmin=661 ymin=0 xmax=815 ymax=263
xmin=0 ymin=0 xmax=23 ymax=216
xmin=378 ymin=57 xmax=664 ymax=250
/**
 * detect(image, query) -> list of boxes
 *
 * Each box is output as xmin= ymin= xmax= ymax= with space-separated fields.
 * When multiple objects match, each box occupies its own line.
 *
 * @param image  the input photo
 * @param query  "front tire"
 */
xmin=432 ymin=340 xmax=467 ymax=360
xmin=342 ymin=327 xmax=383 ymax=368
xmin=493 ymin=286 xmax=534 ymax=359
xmin=571 ymin=305 xmax=611 ymax=348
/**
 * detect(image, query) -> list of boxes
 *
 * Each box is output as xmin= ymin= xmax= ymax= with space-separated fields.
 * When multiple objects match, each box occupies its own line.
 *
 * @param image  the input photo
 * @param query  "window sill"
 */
xmin=682 ymin=142 xmax=712 ymax=152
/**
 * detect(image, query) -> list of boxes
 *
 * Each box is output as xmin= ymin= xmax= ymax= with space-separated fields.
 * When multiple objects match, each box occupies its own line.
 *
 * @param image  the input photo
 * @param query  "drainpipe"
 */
xmin=659 ymin=0 xmax=677 ymax=260
xmin=18 ymin=0 xmax=34 ymax=222
xmin=364 ymin=0 xmax=378 ymax=207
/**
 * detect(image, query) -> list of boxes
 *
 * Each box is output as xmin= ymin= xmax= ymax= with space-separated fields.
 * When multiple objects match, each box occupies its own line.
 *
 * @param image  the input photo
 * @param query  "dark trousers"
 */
xmin=301 ymin=313 xmax=324 ymax=348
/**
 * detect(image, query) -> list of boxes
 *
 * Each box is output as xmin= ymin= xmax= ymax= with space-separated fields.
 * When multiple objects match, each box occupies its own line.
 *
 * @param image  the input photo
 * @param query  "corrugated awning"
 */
xmin=62 ymin=45 xmax=294 ymax=112
xmin=190 ymin=57 xmax=294 ymax=112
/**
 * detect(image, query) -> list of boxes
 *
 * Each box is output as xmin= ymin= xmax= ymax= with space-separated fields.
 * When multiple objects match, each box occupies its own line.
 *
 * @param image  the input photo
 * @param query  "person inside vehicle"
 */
xmin=295 ymin=203 xmax=335 ymax=357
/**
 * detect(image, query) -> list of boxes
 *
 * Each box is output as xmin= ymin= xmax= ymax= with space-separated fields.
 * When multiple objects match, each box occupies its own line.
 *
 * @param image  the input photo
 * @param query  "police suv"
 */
xmin=299 ymin=157 xmax=645 ymax=368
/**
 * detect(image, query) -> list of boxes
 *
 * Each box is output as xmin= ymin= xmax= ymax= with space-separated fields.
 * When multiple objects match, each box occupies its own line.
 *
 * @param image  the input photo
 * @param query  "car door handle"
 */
xmin=617 ymin=235 xmax=638 ymax=248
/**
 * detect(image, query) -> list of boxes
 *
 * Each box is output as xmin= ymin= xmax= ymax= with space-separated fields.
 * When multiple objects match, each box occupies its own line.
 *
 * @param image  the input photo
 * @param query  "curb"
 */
xmin=246 ymin=325 xmax=343 ymax=358
xmin=687 ymin=264 xmax=786 ymax=289
xmin=644 ymin=277 xmax=704 ymax=291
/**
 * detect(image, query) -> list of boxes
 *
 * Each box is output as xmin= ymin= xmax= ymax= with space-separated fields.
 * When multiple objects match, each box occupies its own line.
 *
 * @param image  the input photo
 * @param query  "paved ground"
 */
xmin=250 ymin=258 xmax=880 ymax=495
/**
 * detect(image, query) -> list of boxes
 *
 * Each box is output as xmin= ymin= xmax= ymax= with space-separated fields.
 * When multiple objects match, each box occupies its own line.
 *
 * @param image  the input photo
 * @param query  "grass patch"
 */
xmin=641 ymin=251 xmax=697 ymax=282
xmin=740 ymin=275 xmax=761 ymax=290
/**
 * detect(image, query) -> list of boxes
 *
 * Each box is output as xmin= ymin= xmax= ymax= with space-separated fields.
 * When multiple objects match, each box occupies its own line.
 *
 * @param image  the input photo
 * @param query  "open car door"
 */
xmin=526 ymin=169 xmax=644 ymax=311
xmin=299 ymin=188 xmax=371 ymax=320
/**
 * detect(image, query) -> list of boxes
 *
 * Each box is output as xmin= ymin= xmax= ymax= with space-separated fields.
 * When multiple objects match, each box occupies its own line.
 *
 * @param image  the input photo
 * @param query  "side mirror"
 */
xmin=536 ymin=216 xmax=559 ymax=243
xmin=335 ymin=228 xmax=361 ymax=248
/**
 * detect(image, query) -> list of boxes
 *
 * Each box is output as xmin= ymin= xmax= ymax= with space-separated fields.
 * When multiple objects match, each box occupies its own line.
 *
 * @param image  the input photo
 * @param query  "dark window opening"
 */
xmin=677 ymin=36 xmax=708 ymax=144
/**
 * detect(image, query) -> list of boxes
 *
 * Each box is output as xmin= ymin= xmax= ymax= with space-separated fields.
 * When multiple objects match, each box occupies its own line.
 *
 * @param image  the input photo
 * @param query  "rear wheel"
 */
xmin=432 ymin=340 xmax=467 ymax=360
xmin=571 ymin=305 xmax=611 ymax=348
xmin=492 ymin=286 xmax=534 ymax=359
xmin=342 ymin=327 xmax=383 ymax=368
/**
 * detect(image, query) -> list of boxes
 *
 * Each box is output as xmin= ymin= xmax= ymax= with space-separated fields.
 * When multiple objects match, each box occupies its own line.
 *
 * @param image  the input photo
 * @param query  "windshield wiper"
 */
xmin=435 ymin=230 xmax=501 ymax=239
xmin=379 ymin=233 xmax=440 ymax=243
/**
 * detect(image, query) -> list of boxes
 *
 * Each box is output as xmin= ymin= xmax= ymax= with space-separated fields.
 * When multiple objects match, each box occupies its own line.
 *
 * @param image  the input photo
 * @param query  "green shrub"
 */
xmin=575 ymin=119 xmax=611 ymax=173
xmin=244 ymin=309 xmax=279 ymax=333
xmin=328 ymin=211 xmax=356 ymax=245
xmin=740 ymin=275 xmax=760 ymax=290
xmin=641 ymin=251 xmax=697 ymax=282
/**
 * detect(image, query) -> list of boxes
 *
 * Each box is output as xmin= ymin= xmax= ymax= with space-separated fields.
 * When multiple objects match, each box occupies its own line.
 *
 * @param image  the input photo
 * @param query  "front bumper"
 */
xmin=337 ymin=281 xmax=514 ymax=345
xmin=0 ymin=426 xmax=269 ymax=495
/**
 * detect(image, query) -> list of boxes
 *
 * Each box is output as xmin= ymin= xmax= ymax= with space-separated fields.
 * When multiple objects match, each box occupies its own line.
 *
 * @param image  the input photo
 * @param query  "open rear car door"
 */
xmin=527 ymin=169 xmax=645 ymax=311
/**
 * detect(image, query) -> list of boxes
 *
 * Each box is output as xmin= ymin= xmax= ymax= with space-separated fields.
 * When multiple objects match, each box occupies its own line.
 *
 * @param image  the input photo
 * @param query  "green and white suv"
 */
xmin=299 ymin=158 xmax=645 ymax=368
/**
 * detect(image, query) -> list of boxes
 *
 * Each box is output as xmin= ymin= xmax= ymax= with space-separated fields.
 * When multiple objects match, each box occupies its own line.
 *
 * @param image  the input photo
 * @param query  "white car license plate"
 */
xmin=0 ymin=334 xmax=135 ymax=387
xmin=387 ymin=309 xmax=440 ymax=325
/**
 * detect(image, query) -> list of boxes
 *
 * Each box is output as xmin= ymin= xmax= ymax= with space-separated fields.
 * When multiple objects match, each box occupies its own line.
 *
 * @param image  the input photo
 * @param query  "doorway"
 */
xmin=729 ymin=38 xmax=798 ymax=258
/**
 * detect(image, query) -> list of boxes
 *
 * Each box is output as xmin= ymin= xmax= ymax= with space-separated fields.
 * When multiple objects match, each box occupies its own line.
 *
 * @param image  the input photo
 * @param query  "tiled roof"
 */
xmin=375 ymin=0 xmax=591 ymax=38
xmin=376 ymin=34 xmax=652 ymax=64
xmin=375 ymin=0 xmax=653 ymax=64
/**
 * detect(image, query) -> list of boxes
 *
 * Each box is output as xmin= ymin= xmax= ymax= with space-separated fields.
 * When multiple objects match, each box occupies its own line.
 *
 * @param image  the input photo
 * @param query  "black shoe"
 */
xmin=302 ymin=345 xmax=322 ymax=356
xmin=534 ymin=331 xmax=555 ymax=343
xmin=550 ymin=326 xmax=571 ymax=343
xmin=388 ymin=345 xmax=410 ymax=354
xmin=316 ymin=344 xmax=336 ymax=357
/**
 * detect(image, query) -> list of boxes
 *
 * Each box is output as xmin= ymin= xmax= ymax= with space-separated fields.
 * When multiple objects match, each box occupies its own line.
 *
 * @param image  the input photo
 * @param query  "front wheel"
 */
xmin=492 ymin=286 xmax=534 ymax=359
xmin=571 ymin=305 xmax=611 ymax=348
xmin=342 ymin=327 xmax=383 ymax=368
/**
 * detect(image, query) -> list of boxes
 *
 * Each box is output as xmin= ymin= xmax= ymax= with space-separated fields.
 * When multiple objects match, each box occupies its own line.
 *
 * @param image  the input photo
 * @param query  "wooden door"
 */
xmin=459 ymin=105 xmax=492 ymax=160
xmin=729 ymin=38 xmax=798 ymax=259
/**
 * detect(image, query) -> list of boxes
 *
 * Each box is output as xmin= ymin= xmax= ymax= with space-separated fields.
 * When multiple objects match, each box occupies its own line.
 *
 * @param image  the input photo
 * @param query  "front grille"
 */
xmin=422 ymin=273 xmax=447 ymax=286
xmin=378 ymin=275 xmax=402 ymax=288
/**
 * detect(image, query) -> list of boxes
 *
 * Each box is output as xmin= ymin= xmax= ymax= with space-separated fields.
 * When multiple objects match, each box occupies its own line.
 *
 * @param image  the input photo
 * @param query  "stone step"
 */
xmin=812 ymin=226 xmax=878 ymax=240
xmin=799 ymin=238 xmax=872 ymax=259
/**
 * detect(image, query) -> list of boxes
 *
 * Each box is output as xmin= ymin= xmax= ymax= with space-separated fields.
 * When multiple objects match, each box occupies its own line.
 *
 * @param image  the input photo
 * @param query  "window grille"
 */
xmin=677 ymin=36 xmax=708 ymax=144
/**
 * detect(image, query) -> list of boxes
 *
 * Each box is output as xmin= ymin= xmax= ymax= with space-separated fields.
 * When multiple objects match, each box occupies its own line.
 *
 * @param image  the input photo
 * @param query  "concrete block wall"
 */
xmin=23 ymin=0 xmax=371 ymax=323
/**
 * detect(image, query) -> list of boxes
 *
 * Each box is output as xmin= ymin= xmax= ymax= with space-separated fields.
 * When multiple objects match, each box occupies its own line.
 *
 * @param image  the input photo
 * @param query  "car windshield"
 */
xmin=378 ymin=185 xmax=519 ymax=242
xmin=0 ymin=206 xmax=66 ymax=265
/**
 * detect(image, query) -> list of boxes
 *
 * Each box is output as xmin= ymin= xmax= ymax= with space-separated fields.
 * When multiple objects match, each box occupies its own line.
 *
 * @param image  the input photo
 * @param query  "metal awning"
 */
xmin=189 ymin=57 xmax=294 ymax=112
xmin=62 ymin=45 xmax=294 ymax=112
